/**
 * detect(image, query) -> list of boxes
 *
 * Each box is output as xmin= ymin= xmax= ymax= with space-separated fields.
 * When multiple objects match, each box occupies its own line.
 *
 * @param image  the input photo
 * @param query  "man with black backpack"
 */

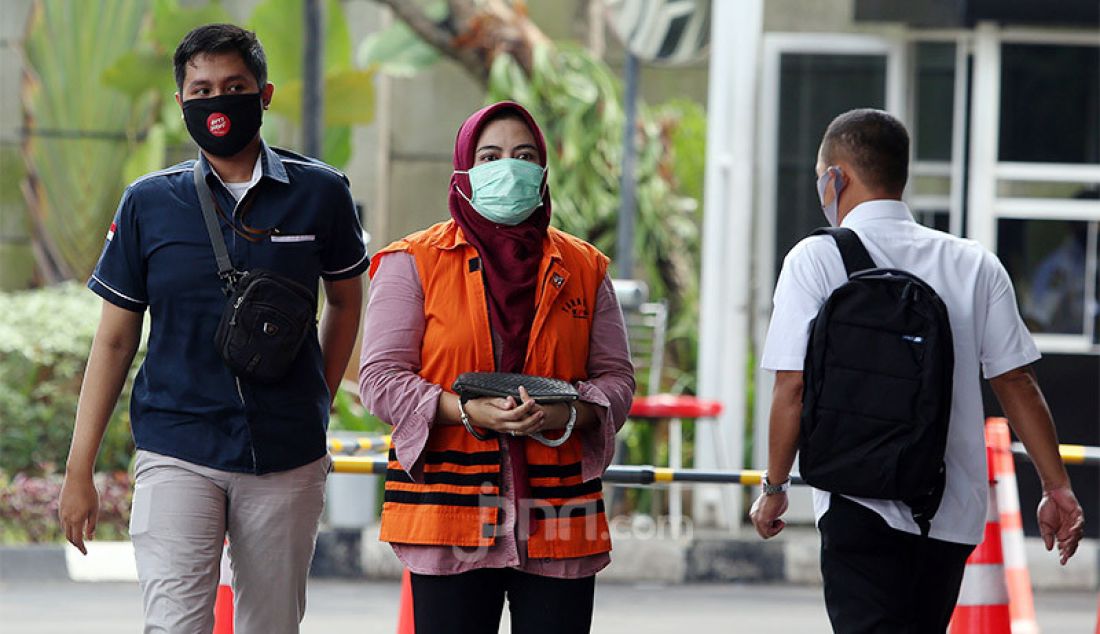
xmin=750 ymin=109 xmax=1084 ymax=633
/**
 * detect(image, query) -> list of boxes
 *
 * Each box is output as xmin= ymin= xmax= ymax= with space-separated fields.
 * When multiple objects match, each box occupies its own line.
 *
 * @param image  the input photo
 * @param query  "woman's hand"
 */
xmin=463 ymin=387 xmax=543 ymax=436
xmin=536 ymin=400 xmax=574 ymax=431
xmin=465 ymin=386 xmax=575 ymax=436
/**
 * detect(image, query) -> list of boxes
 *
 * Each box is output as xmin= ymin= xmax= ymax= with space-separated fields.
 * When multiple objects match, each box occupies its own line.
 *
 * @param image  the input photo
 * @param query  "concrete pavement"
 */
xmin=1 ymin=579 xmax=1096 ymax=633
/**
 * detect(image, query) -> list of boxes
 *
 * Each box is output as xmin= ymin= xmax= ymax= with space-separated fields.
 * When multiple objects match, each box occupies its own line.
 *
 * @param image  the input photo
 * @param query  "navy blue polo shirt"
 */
xmin=88 ymin=142 xmax=368 ymax=474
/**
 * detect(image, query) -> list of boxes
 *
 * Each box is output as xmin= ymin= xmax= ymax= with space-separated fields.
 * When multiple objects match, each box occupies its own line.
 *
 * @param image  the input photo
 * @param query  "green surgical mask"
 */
xmin=454 ymin=158 xmax=546 ymax=225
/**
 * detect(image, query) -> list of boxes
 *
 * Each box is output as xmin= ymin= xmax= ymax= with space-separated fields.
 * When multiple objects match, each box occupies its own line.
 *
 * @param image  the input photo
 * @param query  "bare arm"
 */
xmin=320 ymin=276 xmax=364 ymax=403
xmin=750 ymin=370 xmax=804 ymax=539
xmin=59 ymin=301 xmax=143 ymax=554
xmin=989 ymin=365 xmax=1084 ymax=564
xmin=766 ymin=371 xmax=804 ymax=485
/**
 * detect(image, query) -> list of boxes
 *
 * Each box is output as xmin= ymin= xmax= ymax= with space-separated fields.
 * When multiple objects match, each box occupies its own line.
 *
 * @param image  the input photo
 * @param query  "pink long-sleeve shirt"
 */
xmin=359 ymin=251 xmax=635 ymax=578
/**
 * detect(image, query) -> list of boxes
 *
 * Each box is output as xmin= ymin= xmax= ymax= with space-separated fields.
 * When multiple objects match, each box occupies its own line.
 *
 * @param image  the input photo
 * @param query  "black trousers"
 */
xmin=819 ymin=495 xmax=975 ymax=634
xmin=410 ymin=568 xmax=596 ymax=634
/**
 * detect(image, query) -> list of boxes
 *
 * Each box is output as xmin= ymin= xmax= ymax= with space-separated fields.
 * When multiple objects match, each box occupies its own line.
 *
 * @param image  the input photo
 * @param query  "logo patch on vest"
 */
xmin=562 ymin=297 xmax=590 ymax=319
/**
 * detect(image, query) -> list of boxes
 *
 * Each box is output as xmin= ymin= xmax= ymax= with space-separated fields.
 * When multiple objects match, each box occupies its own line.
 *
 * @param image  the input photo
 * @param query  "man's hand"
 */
xmin=754 ymin=371 xmax=802 ymax=540
xmin=1037 ymin=486 xmax=1084 ymax=565
xmin=750 ymin=491 xmax=789 ymax=539
xmin=58 ymin=474 xmax=99 ymax=555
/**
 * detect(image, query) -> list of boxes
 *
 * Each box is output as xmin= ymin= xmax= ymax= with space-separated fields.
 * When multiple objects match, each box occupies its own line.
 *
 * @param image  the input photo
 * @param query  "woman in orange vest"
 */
xmin=360 ymin=101 xmax=635 ymax=633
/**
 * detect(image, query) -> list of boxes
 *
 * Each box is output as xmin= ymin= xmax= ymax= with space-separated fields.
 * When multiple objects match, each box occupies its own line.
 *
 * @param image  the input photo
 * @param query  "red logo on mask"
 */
xmin=206 ymin=113 xmax=230 ymax=137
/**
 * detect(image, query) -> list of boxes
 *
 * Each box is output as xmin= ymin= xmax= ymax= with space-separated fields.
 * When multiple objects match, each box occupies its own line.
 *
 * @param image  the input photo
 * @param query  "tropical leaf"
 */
xmin=158 ymin=97 xmax=187 ymax=144
xmin=102 ymin=51 xmax=174 ymax=100
xmin=357 ymin=2 xmax=446 ymax=77
xmin=269 ymin=69 xmax=376 ymax=127
xmin=103 ymin=0 xmax=237 ymax=104
xmin=247 ymin=0 xmax=367 ymax=169
xmin=322 ymin=69 xmax=376 ymax=126
xmin=21 ymin=0 xmax=153 ymax=281
xmin=322 ymin=125 xmax=352 ymax=168
xmin=122 ymin=124 xmax=168 ymax=186
xmin=150 ymin=0 xmax=235 ymax=54
xmin=249 ymin=0 xmax=352 ymax=88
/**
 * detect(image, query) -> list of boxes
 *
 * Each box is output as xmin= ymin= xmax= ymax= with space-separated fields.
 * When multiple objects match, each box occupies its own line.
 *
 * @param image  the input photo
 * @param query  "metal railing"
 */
xmin=1011 ymin=442 xmax=1100 ymax=466
xmin=330 ymin=455 xmax=806 ymax=486
xmin=329 ymin=437 xmax=1100 ymax=483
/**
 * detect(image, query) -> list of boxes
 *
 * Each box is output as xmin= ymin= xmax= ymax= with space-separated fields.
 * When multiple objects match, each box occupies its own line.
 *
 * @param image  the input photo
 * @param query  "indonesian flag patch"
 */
xmin=106 ymin=222 xmax=116 ymax=241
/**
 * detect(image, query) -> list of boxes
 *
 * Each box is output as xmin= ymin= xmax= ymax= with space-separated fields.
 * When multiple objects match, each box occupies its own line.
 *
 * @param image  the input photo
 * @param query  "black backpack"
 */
xmin=799 ymin=228 xmax=954 ymax=536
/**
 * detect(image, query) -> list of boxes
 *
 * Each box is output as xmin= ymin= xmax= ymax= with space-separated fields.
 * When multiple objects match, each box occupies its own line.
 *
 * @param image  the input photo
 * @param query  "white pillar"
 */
xmin=968 ymin=22 xmax=1001 ymax=250
xmin=693 ymin=0 xmax=764 ymax=531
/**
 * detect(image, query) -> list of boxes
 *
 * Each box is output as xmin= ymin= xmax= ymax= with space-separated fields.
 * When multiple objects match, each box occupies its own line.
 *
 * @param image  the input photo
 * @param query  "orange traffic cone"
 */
xmin=213 ymin=540 xmax=234 ymax=634
xmin=986 ymin=418 xmax=1039 ymax=634
xmin=397 ymin=568 xmax=415 ymax=634
xmin=949 ymin=446 xmax=1011 ymax=634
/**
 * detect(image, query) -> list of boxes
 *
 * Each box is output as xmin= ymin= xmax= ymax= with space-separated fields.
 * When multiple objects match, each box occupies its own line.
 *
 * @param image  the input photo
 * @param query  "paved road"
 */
xmin=1 ymin=579 xmax=1095 ymax=632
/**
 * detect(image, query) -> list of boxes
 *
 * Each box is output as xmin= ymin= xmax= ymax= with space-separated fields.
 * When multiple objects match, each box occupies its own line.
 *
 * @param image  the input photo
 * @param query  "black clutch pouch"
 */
xmin=452 ymin=372 xmax=579 ymax=404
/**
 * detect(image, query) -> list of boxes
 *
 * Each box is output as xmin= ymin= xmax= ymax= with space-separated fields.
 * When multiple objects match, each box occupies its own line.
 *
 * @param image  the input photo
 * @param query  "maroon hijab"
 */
xmin=449 ymin=102 xmax=551 ymax=373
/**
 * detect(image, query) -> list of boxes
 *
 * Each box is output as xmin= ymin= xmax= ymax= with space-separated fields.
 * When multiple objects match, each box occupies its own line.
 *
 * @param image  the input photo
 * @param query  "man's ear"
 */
xmin=261 ymin=82 xmax=275 ymax=110
xmin=174 ymin=92 xmax=183 ymax=109
xmin=831 ymin=163 xmax=852 ymax=191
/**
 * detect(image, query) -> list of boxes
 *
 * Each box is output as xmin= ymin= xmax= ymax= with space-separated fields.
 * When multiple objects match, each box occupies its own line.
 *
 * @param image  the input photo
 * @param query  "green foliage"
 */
xmin=122 ymin=124 xmax=168 ymax=187
xmin=358 ymin=1 xmax=446 ymax=77
xmin=0 ymin=471 xmax=132 ymax=544
xmin=329 ymin=384 xmax=388 ymax=433
xmin=251 ymin=0 xmax=376 ymax=164
xmin=0 ymin=284 xmax=143 ymax=476
xmin=655 ymin=98 xmax=707 ymax=203
xmin=100 ymin=0 xmax=375 ymax=169
xmin=149 ymin=0 xmax=237 ymax=56
xmin=21 ymin=0 xmax=156 ymax=281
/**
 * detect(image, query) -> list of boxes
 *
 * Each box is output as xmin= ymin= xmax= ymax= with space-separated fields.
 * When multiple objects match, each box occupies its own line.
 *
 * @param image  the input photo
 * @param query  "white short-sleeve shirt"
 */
xmin=761 ymin=200 xmax=1040 ymax=545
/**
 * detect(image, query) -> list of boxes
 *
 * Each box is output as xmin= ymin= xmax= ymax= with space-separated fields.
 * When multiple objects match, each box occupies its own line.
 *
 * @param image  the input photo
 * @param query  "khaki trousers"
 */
xmin=130 ymin=450 xmax=330 ymax=634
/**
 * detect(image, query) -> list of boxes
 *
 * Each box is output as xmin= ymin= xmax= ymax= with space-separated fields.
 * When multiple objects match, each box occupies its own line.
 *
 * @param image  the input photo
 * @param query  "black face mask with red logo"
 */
xmin=182 ymin=93 xmax=263 ymax=158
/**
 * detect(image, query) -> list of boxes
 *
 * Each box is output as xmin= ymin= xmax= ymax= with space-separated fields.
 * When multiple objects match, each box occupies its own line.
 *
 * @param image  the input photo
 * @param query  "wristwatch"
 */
xmin=762 ymin=474 xmax=790 ymax=495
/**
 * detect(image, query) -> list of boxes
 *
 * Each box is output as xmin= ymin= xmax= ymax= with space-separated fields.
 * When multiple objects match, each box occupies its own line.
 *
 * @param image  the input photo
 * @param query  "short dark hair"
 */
xmin=821 ymin=109 xmax=910 ymax=195
xmin=173 ymin=24 xmax=267 ymax=92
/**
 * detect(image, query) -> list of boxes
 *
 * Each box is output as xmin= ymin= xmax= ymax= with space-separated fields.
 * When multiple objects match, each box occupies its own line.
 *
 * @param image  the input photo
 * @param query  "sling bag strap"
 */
xmin=812 ymin=227 xmax=877 ymax=278
xmin=193 ymin=162 xmax=240 ymax=292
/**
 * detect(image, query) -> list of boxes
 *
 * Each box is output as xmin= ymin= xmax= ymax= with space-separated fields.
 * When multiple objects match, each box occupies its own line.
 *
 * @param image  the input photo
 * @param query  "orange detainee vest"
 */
xmin=370 ymin=220 xmax=612 ymax=559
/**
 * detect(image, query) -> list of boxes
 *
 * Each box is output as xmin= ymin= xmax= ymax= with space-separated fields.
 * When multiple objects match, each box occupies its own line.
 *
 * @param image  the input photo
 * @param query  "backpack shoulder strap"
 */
xmin=811 ymin=227 xmax=877 ymax=278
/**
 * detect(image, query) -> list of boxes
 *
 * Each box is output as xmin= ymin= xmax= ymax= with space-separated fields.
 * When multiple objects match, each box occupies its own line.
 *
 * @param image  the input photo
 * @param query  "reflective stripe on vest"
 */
xmin=371 ymin=220 xmax=612 ymax=559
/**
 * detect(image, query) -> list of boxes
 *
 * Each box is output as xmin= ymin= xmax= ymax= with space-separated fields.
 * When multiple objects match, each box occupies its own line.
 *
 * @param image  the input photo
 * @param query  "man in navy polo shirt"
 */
xmin=58 ymin=24 xmax=366 ymax=633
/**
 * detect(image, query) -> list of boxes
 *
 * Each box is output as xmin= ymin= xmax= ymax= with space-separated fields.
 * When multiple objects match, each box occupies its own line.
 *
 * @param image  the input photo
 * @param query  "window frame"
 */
xmin=968 ymin=23 xmax=1100 ymax=353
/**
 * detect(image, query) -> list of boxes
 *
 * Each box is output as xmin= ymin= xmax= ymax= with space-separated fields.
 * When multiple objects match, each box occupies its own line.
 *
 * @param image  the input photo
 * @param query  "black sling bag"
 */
xmin=193 ymin=163 xmax=316 ymax=383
